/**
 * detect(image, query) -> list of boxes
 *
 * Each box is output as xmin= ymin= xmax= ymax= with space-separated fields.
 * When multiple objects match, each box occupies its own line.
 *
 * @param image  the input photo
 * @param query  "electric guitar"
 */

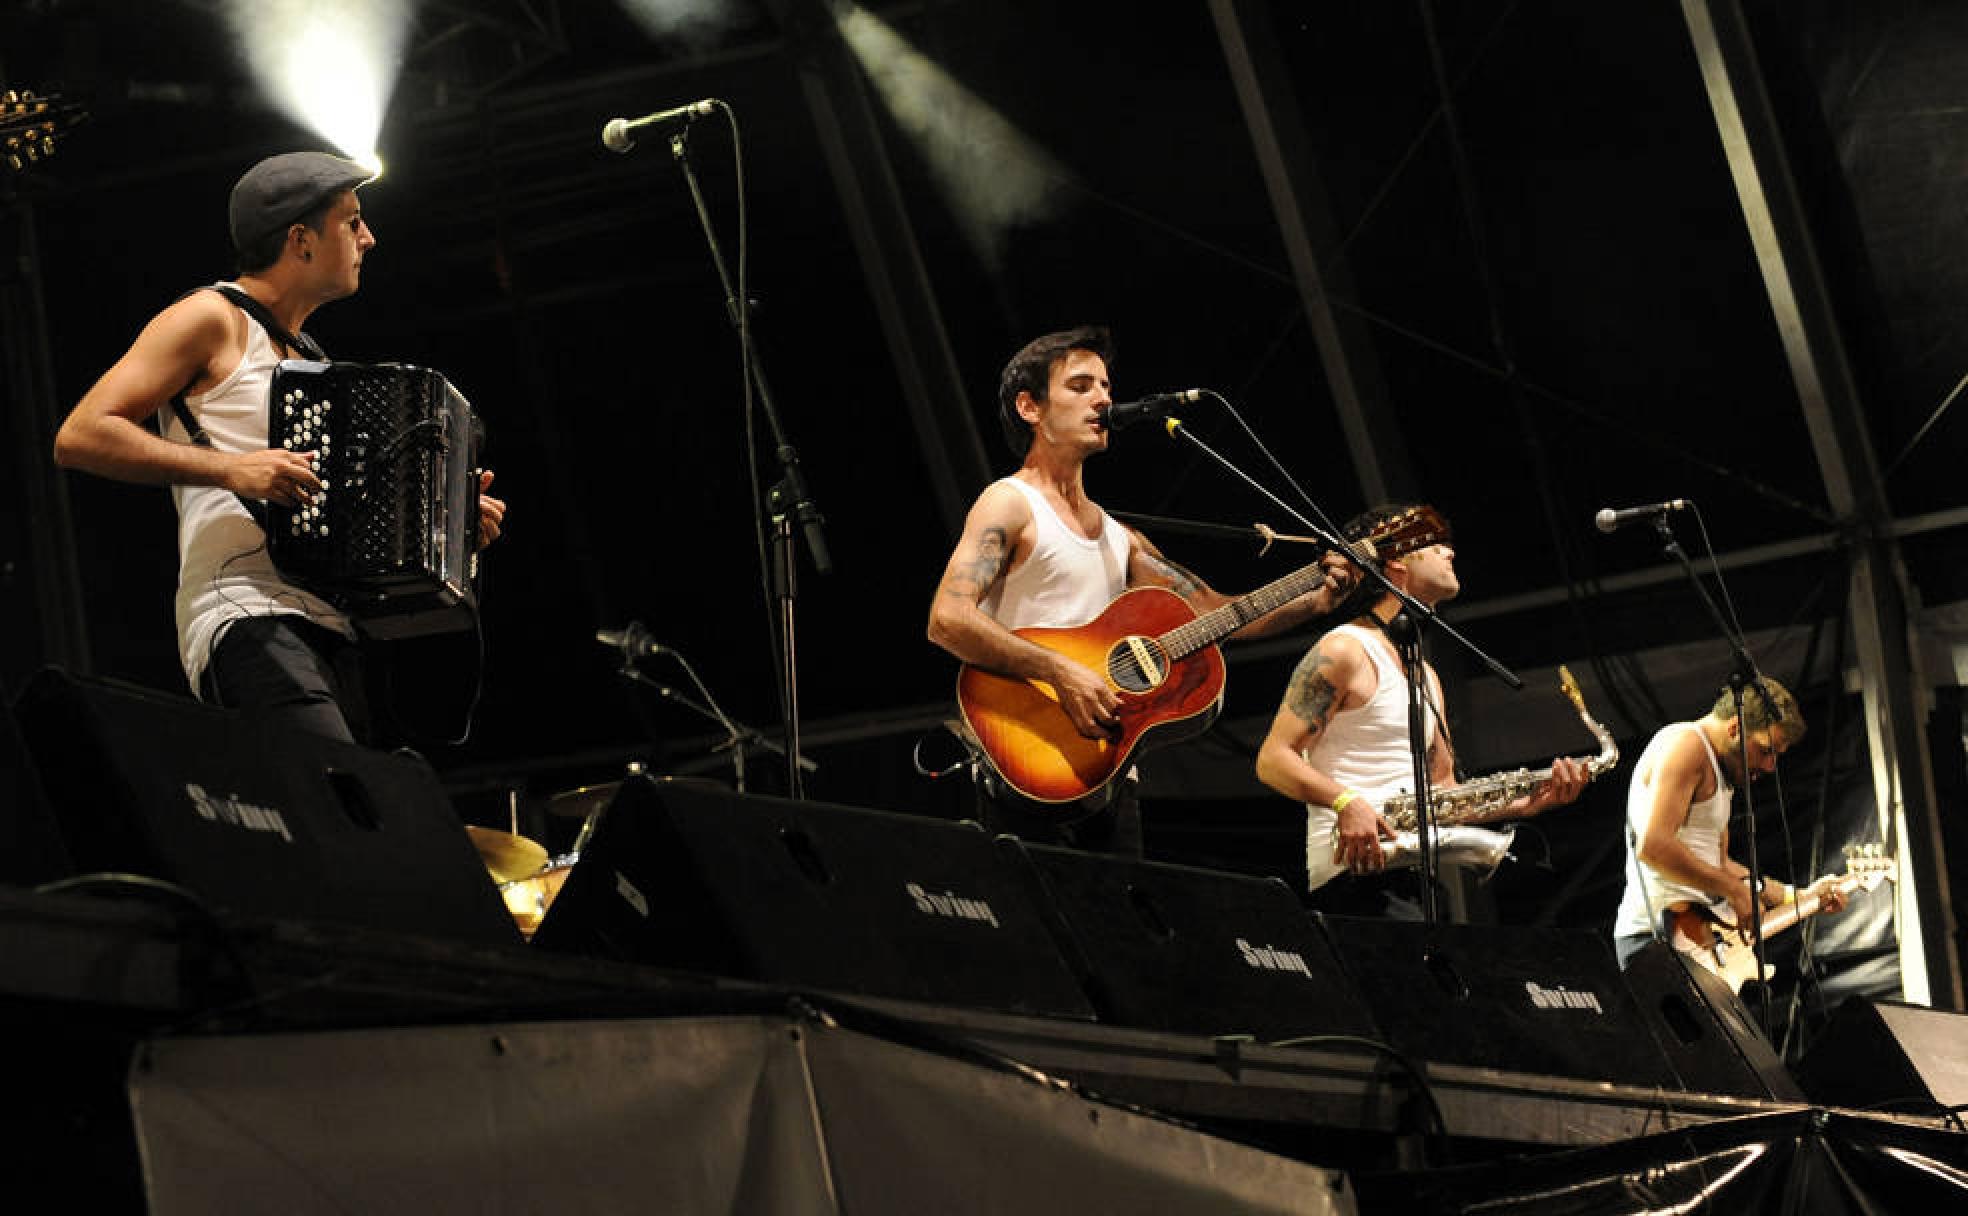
xmin=1665 ymin=844 xmax=1894 ymax=992
xmin=1 ymin=89 xmax=85 ymax=172
xmin=956 ymin=506 xmax=1445 ymax=808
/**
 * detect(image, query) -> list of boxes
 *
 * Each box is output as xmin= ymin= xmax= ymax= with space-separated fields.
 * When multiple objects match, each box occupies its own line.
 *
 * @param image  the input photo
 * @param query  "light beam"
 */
xmin=834 ymin=4 xmax=1069 ymax=271
xmin=222 ymin=0 xmax=412 ymax=172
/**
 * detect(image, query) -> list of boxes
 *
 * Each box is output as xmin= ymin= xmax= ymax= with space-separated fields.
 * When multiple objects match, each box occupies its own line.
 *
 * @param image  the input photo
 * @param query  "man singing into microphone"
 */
xmin=54 ymin=151 xmax=507 ymax=745
xmin=927 ymin=326 xmax=1355 ymax=854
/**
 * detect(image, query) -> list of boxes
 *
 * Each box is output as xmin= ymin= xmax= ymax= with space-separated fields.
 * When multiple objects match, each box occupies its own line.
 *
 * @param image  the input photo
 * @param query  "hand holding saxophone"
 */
xmin=1510 ymin=754 xmax=1591 ymax=817
xmin=1329 ymin=788 xmax=1397 ymax=874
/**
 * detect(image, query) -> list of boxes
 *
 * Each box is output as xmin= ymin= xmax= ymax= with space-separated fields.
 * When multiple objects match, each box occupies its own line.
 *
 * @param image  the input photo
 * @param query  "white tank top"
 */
xmin=1302 ymin=622 xmax=1436 ymax=890
xmin=1614 ymin=722 xmax=1732 ymax=938
xmin=163 ymin=286 xmax=351 ymax=691
xmin=979 ymin=476 xmax=1130 ymax=630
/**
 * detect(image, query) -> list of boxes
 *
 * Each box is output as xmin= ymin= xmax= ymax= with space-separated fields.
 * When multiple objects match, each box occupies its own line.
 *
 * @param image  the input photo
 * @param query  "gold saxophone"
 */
xmin=1379 ymin=666 xmax=1619 ymax=832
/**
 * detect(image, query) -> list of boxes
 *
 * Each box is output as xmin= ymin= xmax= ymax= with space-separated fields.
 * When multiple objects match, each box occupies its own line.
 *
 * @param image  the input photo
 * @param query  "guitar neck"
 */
xmin=1160 ymin=563 xmax=1327 ymax=659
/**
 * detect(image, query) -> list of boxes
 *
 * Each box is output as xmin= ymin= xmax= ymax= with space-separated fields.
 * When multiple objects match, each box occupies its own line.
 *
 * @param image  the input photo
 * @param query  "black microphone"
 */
xmin=1594 ymin=499 xmax=1692 ymax=533
xmin=601 ymin=100 xmax=716 ymax=153
xmin=1102 ymin=389 xmax=1205 ymax=432
xmin=595 ymin=621 xmax=669 ymax=658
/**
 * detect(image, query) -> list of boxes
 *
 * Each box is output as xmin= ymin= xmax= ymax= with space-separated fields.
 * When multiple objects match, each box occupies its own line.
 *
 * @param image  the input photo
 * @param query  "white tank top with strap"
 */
xmin=164 ymin=285 xmax=352 ymax=692
xmin=979 ymin=476 xmax=1131 ymax=630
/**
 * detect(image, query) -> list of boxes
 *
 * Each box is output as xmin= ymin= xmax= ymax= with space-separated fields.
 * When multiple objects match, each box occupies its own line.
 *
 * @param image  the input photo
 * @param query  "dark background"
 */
xmin=3 ymin=1 xmax=1963 ymax=991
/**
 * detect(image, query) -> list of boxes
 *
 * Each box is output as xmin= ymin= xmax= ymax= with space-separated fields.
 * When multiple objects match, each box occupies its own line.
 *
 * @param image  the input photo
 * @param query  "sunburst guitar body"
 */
xmin=957 ymin=586 xmax=1226 ymax=807
xmin=953 ymin=505 xmax=1444 ymax=812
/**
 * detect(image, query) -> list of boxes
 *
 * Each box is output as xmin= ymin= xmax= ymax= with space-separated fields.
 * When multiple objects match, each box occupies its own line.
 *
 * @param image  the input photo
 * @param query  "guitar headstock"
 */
xmin=1355 ymin=505 xmax=1451 ymax=564
xmin=2 ymin=90 xmax=87 ymax=173
xmin=1840 ymin=842 xmax=1897 ymax=891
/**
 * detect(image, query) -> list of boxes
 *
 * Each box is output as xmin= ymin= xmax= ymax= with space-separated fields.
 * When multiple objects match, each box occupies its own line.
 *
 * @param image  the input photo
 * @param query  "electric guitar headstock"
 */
xmin=1837 ymin=842 xmax=1897 ymax=893
xmin=2 ymin=90 xmax=87 ymax=172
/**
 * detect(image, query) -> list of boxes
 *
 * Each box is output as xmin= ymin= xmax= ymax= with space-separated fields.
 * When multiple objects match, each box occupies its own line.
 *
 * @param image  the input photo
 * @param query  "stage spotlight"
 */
xmin=832 ymin=4 xmax=1068 ymax=271
xmin=222 ymin=0 xmax=412 ymax=170
xmin=617 ymin=0 xmax=747 ymax=46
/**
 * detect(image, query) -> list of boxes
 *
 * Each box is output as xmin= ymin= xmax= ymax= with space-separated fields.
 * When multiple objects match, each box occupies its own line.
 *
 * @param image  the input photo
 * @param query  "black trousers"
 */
xmin=199 ymin=615 xmax=371 ymax=745
xmin=974 ymin=774 xmax=1143 ymax=858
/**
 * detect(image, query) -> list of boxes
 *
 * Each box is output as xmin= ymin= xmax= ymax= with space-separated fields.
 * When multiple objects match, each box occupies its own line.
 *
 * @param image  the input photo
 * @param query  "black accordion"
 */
xmin=265 ymin=360 xmax=480 ymax=639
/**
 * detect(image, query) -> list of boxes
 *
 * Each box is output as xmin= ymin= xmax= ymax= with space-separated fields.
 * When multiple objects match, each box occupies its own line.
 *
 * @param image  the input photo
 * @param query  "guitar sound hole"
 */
xmin=1107 ymin=637 xmax=1169 ymax=693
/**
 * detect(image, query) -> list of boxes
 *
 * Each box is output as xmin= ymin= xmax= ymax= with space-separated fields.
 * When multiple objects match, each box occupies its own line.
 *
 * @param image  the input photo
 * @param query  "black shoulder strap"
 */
xmin=209 ymin=283 xmax=328 ymax=362
xmin=165 ymin=284 xmax=327 ymax=447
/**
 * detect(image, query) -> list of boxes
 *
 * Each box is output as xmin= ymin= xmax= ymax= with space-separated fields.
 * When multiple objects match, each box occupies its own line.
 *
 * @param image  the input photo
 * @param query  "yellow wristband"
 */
xmin=1331 ymin=789 xmax=1360 ymax=814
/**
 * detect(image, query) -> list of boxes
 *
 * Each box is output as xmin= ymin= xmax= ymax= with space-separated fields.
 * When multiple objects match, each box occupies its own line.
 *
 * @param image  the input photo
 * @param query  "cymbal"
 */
xmin=465 ymin=825 xmax=549 ymax=882
xmin=546 ymin=781 xmax=621 ymax=820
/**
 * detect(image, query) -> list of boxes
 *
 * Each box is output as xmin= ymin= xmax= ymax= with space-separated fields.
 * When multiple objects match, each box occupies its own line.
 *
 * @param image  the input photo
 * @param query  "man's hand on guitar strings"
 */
xmin=1048 ymin=654 xmax=1122 ymax=741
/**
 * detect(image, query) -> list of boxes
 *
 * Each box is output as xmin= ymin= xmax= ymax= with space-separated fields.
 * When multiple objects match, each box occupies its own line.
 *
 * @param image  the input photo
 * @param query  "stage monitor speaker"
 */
xmin=1008 ymin=842 xmax=1378 ymax=1043
xmin=11 ymin=667 xmax=516 ymax=947
xmin=1320 ymin=917 xmax=1679 ymax=1088
xmin=0 ymin=681 xmax=72 ymax=886
xmin=1620 ymin=941 xmax=1803 ymax=1100
xmin=1795 ymin=998 xmax=1968 ymax=1114
xmin=532 ymin=778 xmax=1097 ymax=1021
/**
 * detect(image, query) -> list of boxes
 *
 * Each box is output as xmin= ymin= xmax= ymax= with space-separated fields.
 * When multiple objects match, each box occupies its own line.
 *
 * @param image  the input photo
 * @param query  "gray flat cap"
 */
xmin=228 ymin=151 xmax=374 ymax=252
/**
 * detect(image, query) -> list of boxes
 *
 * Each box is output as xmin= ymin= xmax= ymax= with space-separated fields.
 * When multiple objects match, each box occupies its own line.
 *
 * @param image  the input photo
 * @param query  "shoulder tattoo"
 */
xmin=1144 ymin=552 xmax=1203 ymax=599
xmin=942 ymin=525 xmax=1010 ymax=599
xmin=1284 ymin=648 xmax=1341 ymax=730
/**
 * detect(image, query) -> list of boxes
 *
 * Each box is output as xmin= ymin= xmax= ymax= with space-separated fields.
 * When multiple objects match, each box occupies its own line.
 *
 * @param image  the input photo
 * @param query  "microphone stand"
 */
xmin=668 ymin=118 xmax=829 ymax=799
xmin=616 ymin=662 xmax=744 ymax=791
xmin=1159 ymin=416 xmax=1523 ymax=926
xmin=1649 ymin=511 xmax=1775 ymax=1028
xmin=615 ymin=661 xmax=818 ymax=792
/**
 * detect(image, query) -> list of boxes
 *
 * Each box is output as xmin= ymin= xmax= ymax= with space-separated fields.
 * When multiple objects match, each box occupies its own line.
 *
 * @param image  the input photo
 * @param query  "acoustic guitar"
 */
xmin=956 ymin=506 xmax=1445 ymax=807
xmin=1665 ymin=844 xmax=1894 ymax=992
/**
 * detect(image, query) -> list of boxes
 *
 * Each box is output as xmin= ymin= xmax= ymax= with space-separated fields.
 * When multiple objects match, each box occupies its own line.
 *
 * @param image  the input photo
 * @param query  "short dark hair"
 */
xmin=995 ymin=325 xmax=1115 ymax=457
xmin=234 ymin=193 xmax=340 ymax=274
xmin=1712 ymin=676 xmax=1804 ymax=739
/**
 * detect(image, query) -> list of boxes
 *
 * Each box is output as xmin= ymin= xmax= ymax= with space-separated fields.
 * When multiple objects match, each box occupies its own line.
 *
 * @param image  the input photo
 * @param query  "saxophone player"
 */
xmin=1254 ymin=503 xmax=1589 ymax=914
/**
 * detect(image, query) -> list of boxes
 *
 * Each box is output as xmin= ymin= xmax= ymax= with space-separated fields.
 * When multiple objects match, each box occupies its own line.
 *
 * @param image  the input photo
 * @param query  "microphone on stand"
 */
xmin=1593 ymin=499 xmax=1692 ymax=534
xmin=1102 ymin=389 xmax=1206 ymax=432
xmin=601 ymin=100 xmax=717 ymax=153
xmin=595 ymin=621 xmax=669 ymax=659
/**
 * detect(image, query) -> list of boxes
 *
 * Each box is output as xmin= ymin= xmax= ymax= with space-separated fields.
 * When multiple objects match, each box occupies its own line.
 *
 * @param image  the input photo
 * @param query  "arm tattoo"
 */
xmin=1284 ymin=649 xmax=1340 ymax=733
xmin=941 ymin=526 xmax=1009 ymax=599
xmin=1143 ymin=552 xmax=1203 ymax=600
